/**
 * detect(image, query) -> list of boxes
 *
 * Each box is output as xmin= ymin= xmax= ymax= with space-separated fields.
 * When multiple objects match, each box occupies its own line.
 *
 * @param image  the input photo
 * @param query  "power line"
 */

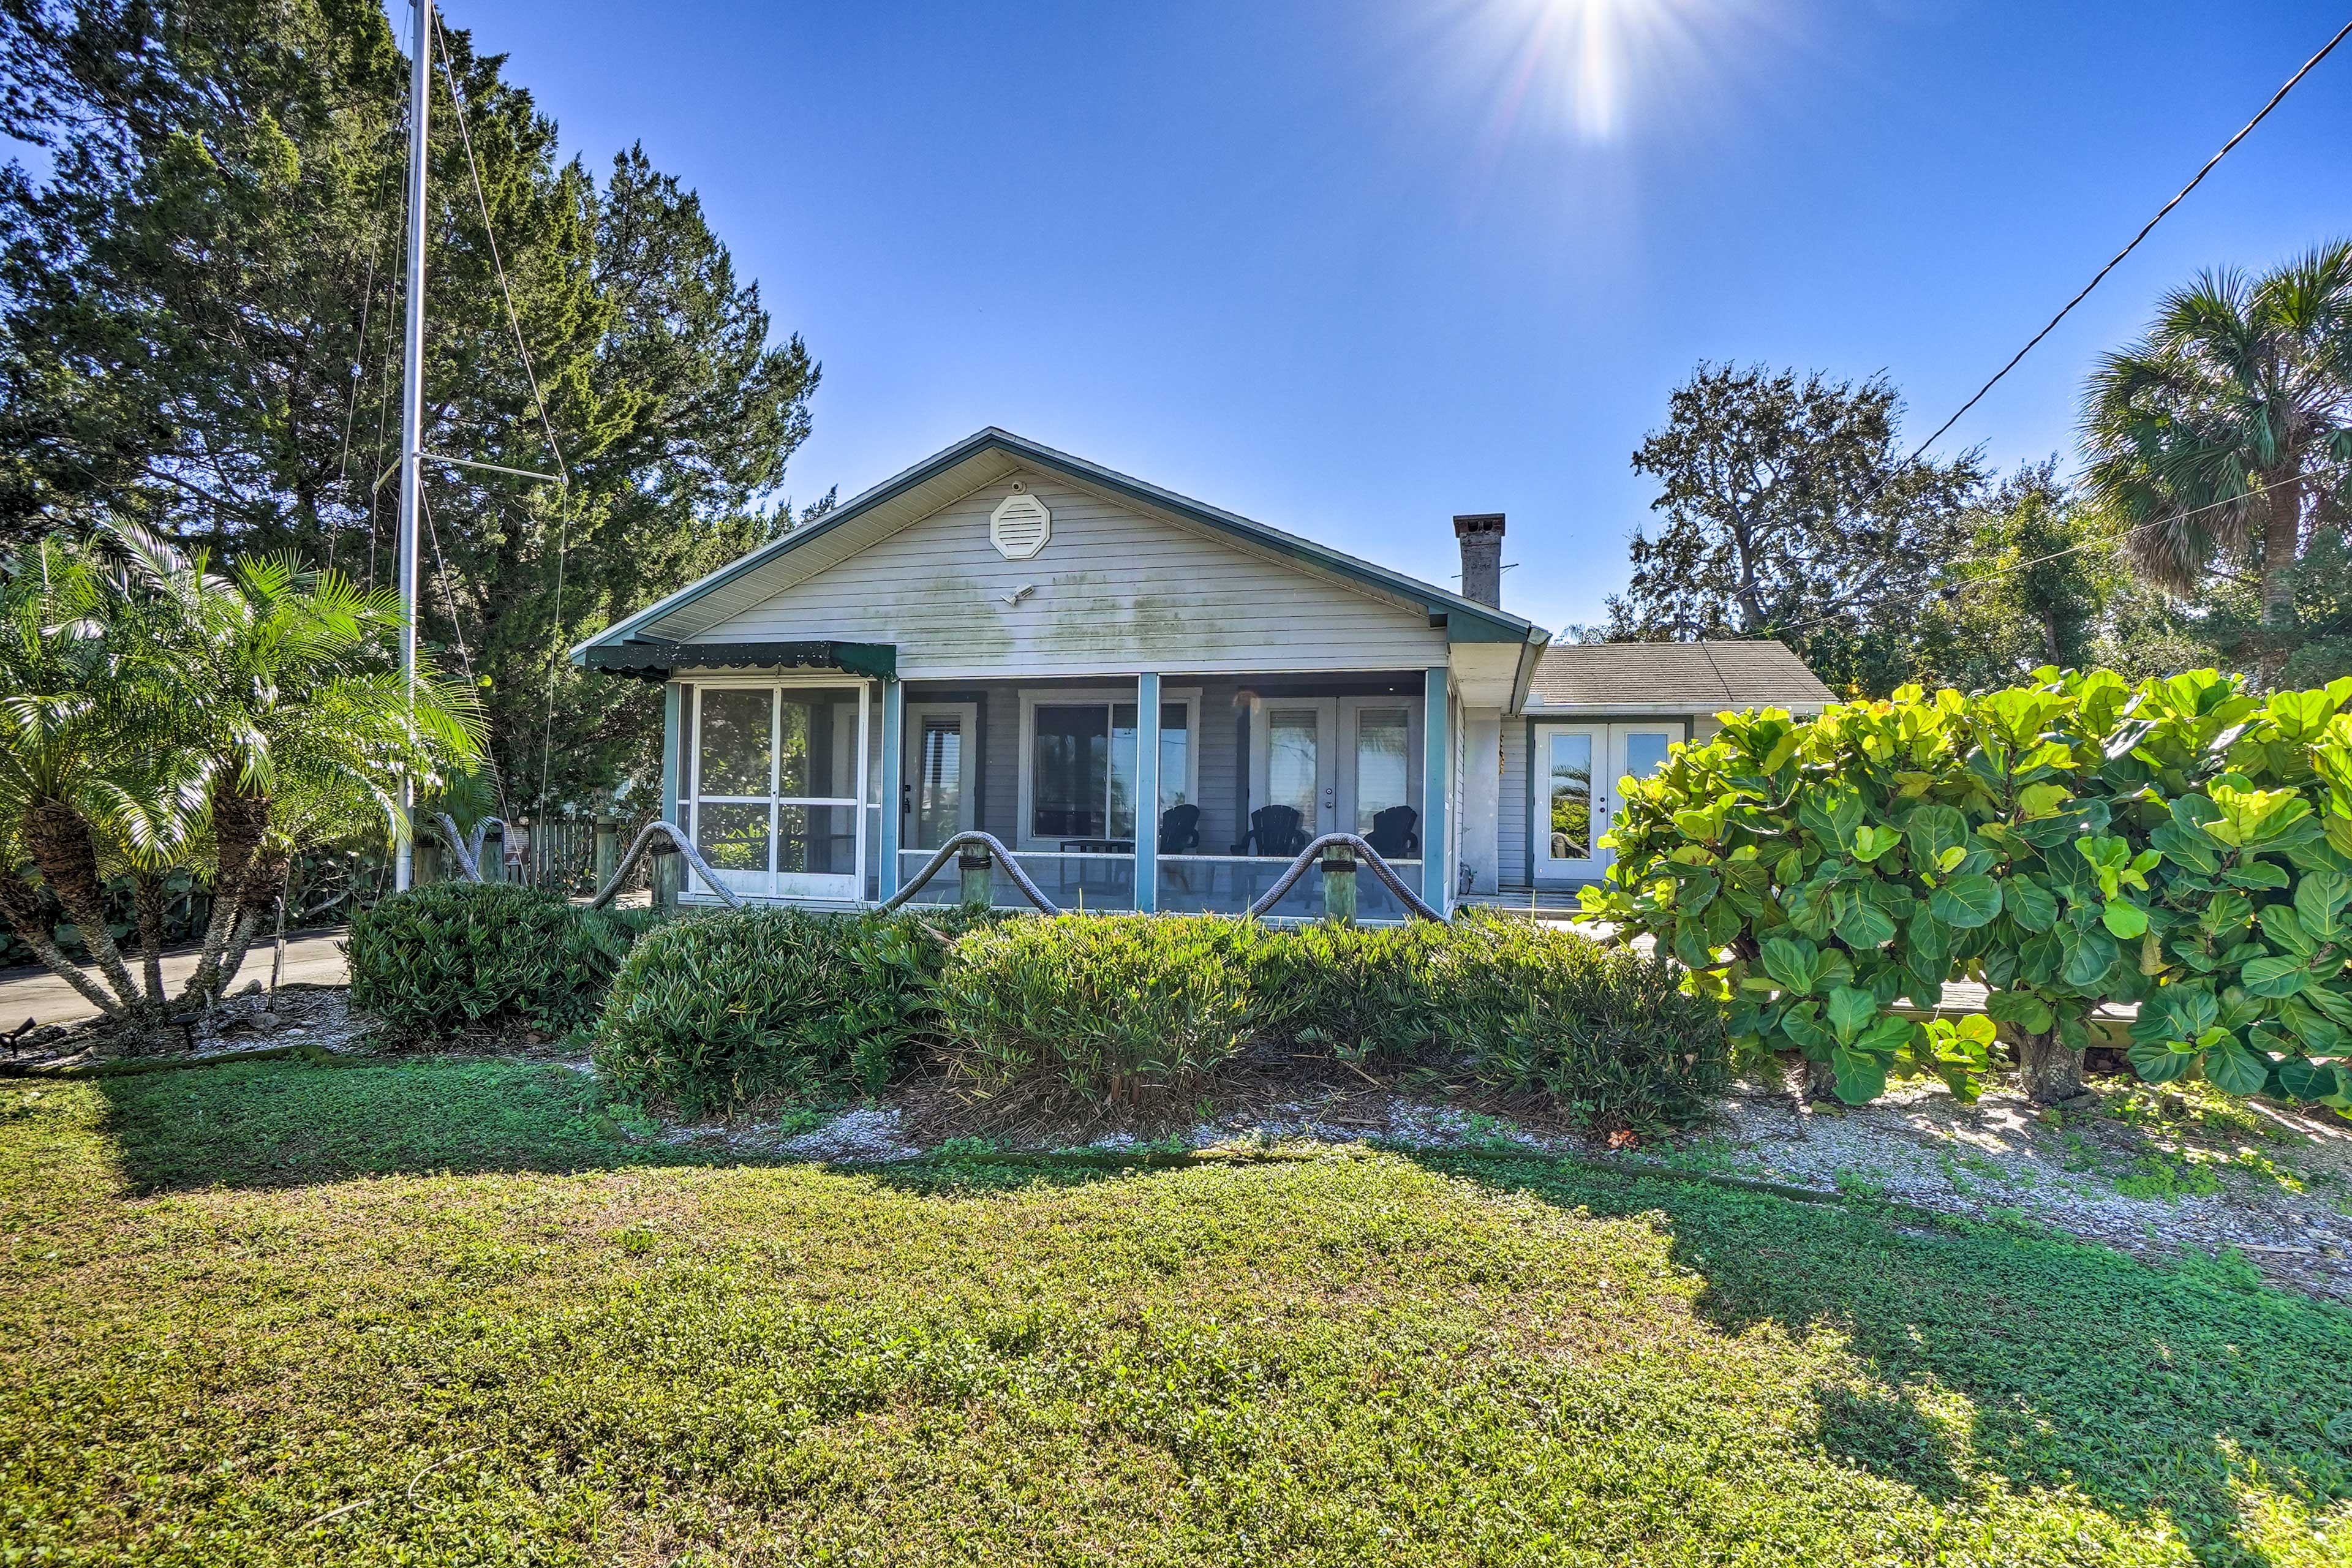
xmin=1894 ymin=17 xmax=2352 ymax=470
xmin=1765 ymin=468 xmax=2331 ymax=639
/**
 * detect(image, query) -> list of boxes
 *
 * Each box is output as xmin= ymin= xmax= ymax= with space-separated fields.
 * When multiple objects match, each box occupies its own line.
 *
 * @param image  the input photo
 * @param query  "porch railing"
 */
xmin=879 ymin=831 xmax=1442 ymax=922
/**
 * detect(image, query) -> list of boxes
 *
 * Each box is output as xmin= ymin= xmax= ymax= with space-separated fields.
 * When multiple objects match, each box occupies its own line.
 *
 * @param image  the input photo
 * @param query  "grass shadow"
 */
xmin=92 ymin=1055 xmax=734 ymax=1191
xmin=1412 ymin=1149 xmax=2352 ymax=1568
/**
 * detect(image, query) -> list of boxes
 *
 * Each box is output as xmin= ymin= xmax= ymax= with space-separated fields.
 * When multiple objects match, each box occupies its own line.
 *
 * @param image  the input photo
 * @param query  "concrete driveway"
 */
xmin=0 ymin=929 xmax=350 ymax=1028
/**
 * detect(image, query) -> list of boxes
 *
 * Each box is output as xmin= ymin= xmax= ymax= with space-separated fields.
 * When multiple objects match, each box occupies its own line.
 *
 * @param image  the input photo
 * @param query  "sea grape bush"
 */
xmin=1581 ymin=668 xmax=2352 ymax=1109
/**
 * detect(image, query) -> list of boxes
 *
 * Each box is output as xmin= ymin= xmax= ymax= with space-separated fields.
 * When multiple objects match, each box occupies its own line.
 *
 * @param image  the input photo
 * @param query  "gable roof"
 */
xmin=1529 ymin=640 xmax=1833 ymax=711
xmin=573 ymin=428 xmax=1546 ymax=659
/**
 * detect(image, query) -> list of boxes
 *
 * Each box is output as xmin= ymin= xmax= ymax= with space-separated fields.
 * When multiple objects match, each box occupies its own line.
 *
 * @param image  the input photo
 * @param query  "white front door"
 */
xmin=1250 ymin=699 xmax=1337 ymax=849
xmin=902 ymin=702 xmax=979 ymax=853
xmin=1534 ymin=722 xmax=1680 ymax=882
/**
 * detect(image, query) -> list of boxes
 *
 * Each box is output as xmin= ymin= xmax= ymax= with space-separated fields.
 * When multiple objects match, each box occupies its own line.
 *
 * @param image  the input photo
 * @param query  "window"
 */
xmin=1028 ymin=700 xmax=1191 ymax=843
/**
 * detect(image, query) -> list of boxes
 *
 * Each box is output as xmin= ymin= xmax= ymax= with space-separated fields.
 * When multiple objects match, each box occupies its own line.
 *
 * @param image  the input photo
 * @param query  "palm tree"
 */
xmin=0 ymin=535 xmax=167 ymax=1016
xmin=0 ymin=526 xmax=483 ymax=1020
xmin=2083 ymin=241 xmax=2352 ymax=617
xmin=102 ymin=530 xmax=487 ymax=1005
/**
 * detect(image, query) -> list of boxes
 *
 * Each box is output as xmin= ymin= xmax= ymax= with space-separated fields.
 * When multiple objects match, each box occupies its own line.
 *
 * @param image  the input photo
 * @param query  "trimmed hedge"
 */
xmin=938 ymin=915 xmax=1262 ymax=1103
xmin=593 ymin=906 xmax=988 ymax=1115
xmin=1256 ymin=915 xmax=1731 ymax=1126
xmin=348 ymin=883 xmax=658 ymax=1040
xmin=937 ymin=911 xmax=1728 ymax=1128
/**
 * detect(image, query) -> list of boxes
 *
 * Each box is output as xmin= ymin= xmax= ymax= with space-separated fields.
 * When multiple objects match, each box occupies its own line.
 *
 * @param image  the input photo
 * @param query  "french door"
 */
xmin=1250 ymin=699 xmax=1337 ymax=842
xmin=1534 ymin=722 xmax=1679 ymax=881
xmin=688 ymin=682 xmax=869 ymax=900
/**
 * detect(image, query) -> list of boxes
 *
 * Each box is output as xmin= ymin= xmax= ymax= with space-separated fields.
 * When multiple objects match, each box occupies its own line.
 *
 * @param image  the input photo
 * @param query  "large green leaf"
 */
xmin=2275 ymin=1055 xmax=2337 ymax=1101
xmin=2200 ymin=1038 xmax=2271 ymax=1097
xmin=1904 ymin=804 xmax=1969 ymax=871
xmin=2149 ymin=820 xmax=2220 ymax=874
xmin=1830 ymin=1044 xmax=1889 ymax=1104
xmin=1760 ymin=935 xmax=1825 ymax=995
xmin=2100 ymin=900 xmax=2149 ymax=940
xmin=2003 ymin=876 xmax=2058 ymax=933
xmin=1928 ymin=874 xmax=2002 ymax=930
xmin=1985 ymin=988 xmax=2055 ymax=1034
xmin=2127 ymin=1038 xmax=2198 ymax=1084
xmin=2295 ymin=870 xmax=2350 ymax=938
xmin=2240 ymin=953 xmax=2309 ymax=998
xmin=2057 ymin=922 xmax=2119 ymax=989
xmin=2261 ymin=903 xmax=2315 ymax=956
xmin=1831 ymin=889 xmax=1897 ymax=950
xmin=1823 ymin=985 xmax=1877 ymax=1042
xmin=1778 ymin=1002 xmax=1831 ymax=1057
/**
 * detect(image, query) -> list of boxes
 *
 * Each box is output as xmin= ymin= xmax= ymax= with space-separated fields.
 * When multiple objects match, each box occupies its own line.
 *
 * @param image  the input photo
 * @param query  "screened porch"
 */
xmin=666 ymin=668 xmax=1450 ymax=919
xmin=883 ymin=672 xmax=1443 ymax=917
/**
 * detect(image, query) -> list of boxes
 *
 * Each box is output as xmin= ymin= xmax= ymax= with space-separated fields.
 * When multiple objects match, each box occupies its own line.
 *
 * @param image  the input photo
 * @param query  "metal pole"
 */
xmin=393 ymin=0 xmax=432 ymax=892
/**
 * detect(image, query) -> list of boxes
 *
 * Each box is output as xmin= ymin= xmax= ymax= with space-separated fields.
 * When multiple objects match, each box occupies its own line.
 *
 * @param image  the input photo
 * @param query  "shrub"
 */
xmin=594 ymin=906 xmax=978 ymax=1114
xmin=933 ymin=911 xmax=1726 ymax=1128
xmin=1585 ymin=668 xmax=2352 ymax=1109
xmin=1250 ymin=920 xmax=1457 ymax=1060
xmin=1444 ymin=926 xmax=1732 ymax=1131
xmin=937 ymin=914 xmax=1263 ymax=1103
xmin=1256 ymin=914 xmax=1729 ymax=1128
xmin=347 ymin=883 xmax=654 ymax=1040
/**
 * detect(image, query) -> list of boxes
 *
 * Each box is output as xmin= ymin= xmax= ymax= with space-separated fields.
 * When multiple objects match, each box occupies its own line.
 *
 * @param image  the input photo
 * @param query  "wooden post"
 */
xmin=594 ymin=809 xmax=618 ymax=889
xmin=1322 ymin=844 xmax=1357 ymax=926
xmin=959 ymin=843 xmax=993 ymax=909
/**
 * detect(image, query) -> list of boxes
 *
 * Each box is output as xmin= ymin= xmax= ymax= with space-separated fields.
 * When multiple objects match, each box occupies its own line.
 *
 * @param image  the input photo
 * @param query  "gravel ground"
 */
xmin=669 ymin=1072 xmax=2352 ymax=1300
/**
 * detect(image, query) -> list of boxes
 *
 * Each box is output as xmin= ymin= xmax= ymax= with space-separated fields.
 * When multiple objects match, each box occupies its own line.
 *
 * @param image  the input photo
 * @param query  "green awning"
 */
xmin=582 ymin=638 xmax=897 ymax=682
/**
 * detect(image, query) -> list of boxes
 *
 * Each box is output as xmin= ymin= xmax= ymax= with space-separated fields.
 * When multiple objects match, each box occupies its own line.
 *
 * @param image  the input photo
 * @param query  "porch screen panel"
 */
xmin=778 ymin=692 xmax=864 ymax=878
xmin=1547 ymin=733 xmax=1593 ymax=859
xmin=696 ymin=804 xmax=771 ymax=873
xmin=692 ymin=685 xmax=868 ymax=895
xmin=1354 ymin=708 xmax=1410 ymax=832
xmin=698 ymin=689 xmax=772 ymax=795
xmin=695 ymin=688 xmax=775 ymax=874
xmin=1109 ymin=704 xmax=1140 ymax=839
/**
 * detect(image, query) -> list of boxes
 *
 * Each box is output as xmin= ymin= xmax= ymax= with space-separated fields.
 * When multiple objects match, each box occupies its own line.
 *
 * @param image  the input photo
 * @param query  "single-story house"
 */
xmin=572 ymin=428 xmax=1834 ymax=918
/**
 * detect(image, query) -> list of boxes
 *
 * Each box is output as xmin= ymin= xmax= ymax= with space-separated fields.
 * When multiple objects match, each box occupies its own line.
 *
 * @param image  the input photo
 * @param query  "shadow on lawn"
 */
xmin=94 ymin=1055 xmax=728 ymax=1193
xmin=1415 ymin=1150 xmax=2352 ymax=1568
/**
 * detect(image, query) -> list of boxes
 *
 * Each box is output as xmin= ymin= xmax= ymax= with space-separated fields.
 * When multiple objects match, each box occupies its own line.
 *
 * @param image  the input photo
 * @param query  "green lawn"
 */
xmin=4 ymin=1059 xmax=2350 ymax=1566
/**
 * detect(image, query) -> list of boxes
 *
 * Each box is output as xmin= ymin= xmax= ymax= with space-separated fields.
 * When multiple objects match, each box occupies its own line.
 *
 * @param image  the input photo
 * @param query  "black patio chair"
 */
xmin=1158 ymin=803 xmax=1202 ymax=855
xmin=1365 ymin=805 xmax=1420 ymax=861
xmin=1231 ymin=804 xmax=1308 ymax=858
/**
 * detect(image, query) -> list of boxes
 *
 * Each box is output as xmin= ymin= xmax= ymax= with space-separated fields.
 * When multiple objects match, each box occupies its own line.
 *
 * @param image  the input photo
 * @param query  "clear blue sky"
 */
xmin=453 ymin=0 xmax=2352 ymax=637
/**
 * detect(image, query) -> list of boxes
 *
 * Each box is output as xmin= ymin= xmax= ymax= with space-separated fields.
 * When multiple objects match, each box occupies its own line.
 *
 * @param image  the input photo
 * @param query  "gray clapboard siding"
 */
xmin=692 ymin=473 xmax=1448 ymax=680
xmin=1498 ymin=720 xmax=1527 ymax=884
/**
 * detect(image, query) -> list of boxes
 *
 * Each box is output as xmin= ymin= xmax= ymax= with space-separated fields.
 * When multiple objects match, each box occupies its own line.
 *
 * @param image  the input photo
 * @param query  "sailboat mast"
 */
xmin=394 ymin=0 xmax=432 ymax=892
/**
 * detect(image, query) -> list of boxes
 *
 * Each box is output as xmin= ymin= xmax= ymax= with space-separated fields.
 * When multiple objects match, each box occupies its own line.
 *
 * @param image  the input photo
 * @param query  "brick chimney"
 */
xmin=1453 ymin=513 xmax=1504 ymax=608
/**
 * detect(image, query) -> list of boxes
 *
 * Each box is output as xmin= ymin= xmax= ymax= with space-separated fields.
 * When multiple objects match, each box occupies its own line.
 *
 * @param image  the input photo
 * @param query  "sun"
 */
xmin=1451 ymin=0 xmax=1737 ymax=146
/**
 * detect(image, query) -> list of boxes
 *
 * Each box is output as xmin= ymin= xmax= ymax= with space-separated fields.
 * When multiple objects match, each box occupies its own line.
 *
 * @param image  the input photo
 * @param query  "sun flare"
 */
xmin=1452 ymin=0 xmax=1741 ymax=146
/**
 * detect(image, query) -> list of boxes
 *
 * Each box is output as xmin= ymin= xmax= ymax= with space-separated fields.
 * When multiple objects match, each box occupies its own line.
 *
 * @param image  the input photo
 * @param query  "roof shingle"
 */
xmin=1528 ymin=639 xmax=1833 ymax=711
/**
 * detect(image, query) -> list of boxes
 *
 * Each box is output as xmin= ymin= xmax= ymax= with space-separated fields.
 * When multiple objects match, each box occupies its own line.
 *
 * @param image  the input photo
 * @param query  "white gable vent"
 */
xmin=989 ymin=489 xmax=1052 ymax=560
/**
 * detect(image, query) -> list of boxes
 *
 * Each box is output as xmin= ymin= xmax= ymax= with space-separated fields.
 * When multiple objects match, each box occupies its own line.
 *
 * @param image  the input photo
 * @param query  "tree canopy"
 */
xmin=0 ymin=0 xmax=817 ymax=810
xmin=1601 ymin=364 xmax=1985 ymax=693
